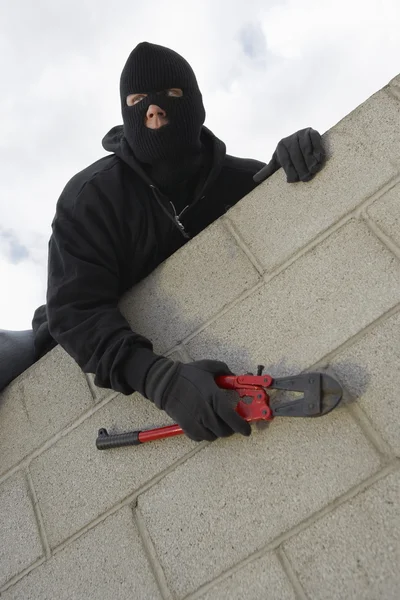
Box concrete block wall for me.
[1,74,399,599]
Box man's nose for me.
[146,104,167,119]
[145,104,168,129]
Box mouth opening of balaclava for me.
[120,42,206,188]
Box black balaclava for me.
[120,42,206,188]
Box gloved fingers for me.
[166,396,218,442]
[202,407,235,438]
[286,133,314,183]
[253,151,280,183]
[300,128,325,175]
[181,419,218,442]
[276,142,300,183]
[215,391,252,437]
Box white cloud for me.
[1,0,399,328]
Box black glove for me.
[144,357,252,442]
[253,127,325,184]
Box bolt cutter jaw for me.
[269,372,342,418]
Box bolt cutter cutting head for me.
[269,372,343,418]
[217,370,342,421]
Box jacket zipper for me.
[170,202,190,239]
[150,184,204,240]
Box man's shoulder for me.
[56,154,123,217]
[62,154,121,199]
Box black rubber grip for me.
[96,428,141,450]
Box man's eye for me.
[127,94,145,106]
[167,89,183,97]
[127,89,182,106]
[133,95,145,105]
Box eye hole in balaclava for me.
[120,42,206,169]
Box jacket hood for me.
[101,124,226,197]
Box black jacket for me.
[32,125,265,395]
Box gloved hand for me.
[253,127,325,184]
[144,357,252,442]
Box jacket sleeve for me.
[46,183,161,396]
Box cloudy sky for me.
[1,0,399,330]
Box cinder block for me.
[367,183,400,249]
[119,220,260,354]
[283,470,400,600]
[389,73,400,99]
[389,73,400,86]
[0,387,39,477]
[227,91,399,272]
[359,87,400,165]
[1,507,162,599]
[198,551,296,600]
[186,220,400,375]
[29,392,197,548]
[138,408,380,598]
[331,310,400,455]
[0,345,94,476]
[0,472,43,588]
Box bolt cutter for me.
[96,366,342,450]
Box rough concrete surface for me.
[187,220,400,375]
[197,551,296,600]
[0,471,43,588]
[0,345,94,476]
[1,507,162,600]
[353,87,400,168]
[28,392,196,548]
[331,310,400,456]
[1,75,400,599]
[119,219,260,354]
[283,470,400,600]
[137,409,380,598]
[389,74,400,99]
[367,182,400,248]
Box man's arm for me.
[46,186,160,396]
[46,183,251,442]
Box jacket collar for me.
[102,124,226,200]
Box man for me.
[1,42,325,441]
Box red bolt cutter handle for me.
[96,374,273,449]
